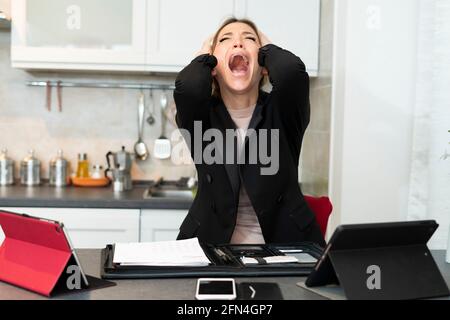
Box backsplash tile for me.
[0,30,194,181]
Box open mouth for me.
[228,53,250,75]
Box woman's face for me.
[212,22,265,95]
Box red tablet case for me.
[0,210,73,296]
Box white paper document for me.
[241,256,299,265]
[113,238,211,267]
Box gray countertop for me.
[0,182,192,210]
[0,249,324,300]
[0,250,448,300]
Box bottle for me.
[76,153,90,178]
[91,164,103,179]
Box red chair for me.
[304,195,333,237]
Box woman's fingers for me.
[258,31,271,46]
[199,33,215,55]
[205,33,215,46]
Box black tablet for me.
[305,220,449,299]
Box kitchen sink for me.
[142,178,195,200]
[146,189,194,199]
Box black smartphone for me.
[195,278,237,300]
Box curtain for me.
[407,0,450,249]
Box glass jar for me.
[76,153,89,178]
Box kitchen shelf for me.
[26,80,175,90]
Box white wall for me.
[328,1,420,235]
[300,0,334,196]
[329,0,450,249]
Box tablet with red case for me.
[0,210,88,296]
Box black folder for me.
[101,242,323,279]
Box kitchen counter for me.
[0,182,193,210]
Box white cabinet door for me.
[11,0,147,71]
[239,0,320,75]
[0,207,140,248]
[140,209,188,242]
[145,0,235,72]
[10,0,320,74]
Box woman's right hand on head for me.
[195,34,217,76]
[197,34,215,56]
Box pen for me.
[214,248,231,262]
[214,248,225,258]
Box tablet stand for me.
[306,221,450,300]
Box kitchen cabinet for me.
[11,0,320,75]
[11,0,147,71]
[0,206,186,247]
[0,207,140,248]
[145,0,235,72]
[235,0,320,75]
[140,209,187,242]
[145,0,320,74]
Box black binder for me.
[101,242,323,279]
[305,220,450,300]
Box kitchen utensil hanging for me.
[46,81,51,111]
[153,91,171,159]
[134,91,149,161]
[56,80,62,112]
[146,89,155,125]
[44,80,63,112]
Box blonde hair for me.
[210,17,267,98]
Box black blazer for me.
[174,44,325,246]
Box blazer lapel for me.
[245,91,267,141]
[210,91,268,204]
[210,102,240,204]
